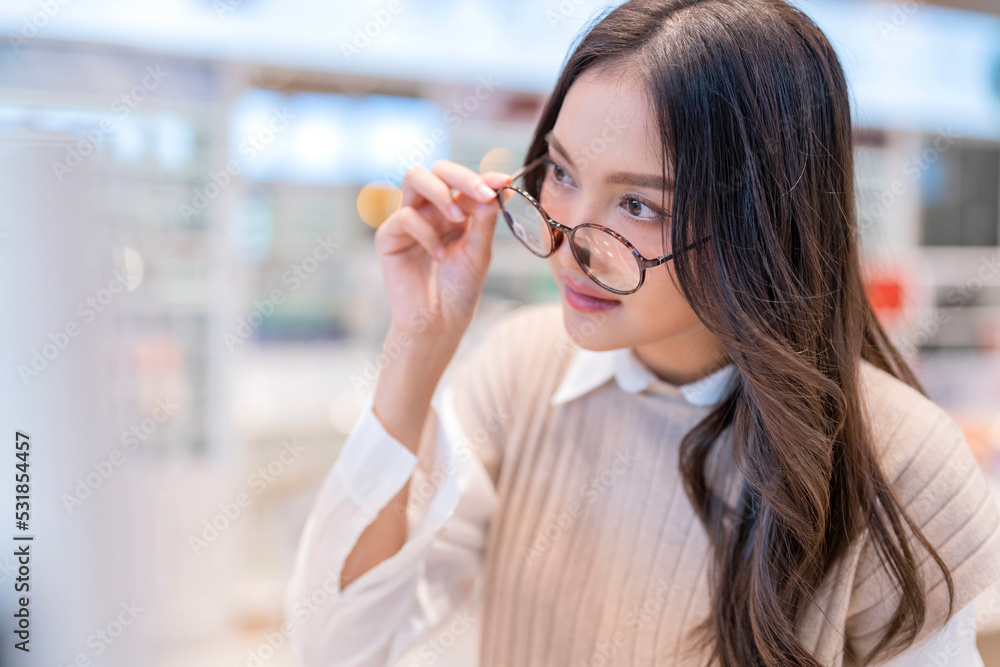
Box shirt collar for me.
[550,345,737,407]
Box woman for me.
[284,1,1000,665]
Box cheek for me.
[626,268,700,328]
[547,251,575,285]
[547,255,561,283]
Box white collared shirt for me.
[283,345,982,667]
[550,346,739,407]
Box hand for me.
[374,159,512,344]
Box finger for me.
[464,196,503,260]
[401,165,467,223]
[447,170,513,256]
[399,207,447,260]
[480,171,514,189]
[379,206,445,260]
[431,160,501,204]
[449,171,513,218]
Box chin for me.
[561,306,624,350]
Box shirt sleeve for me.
[282,378,498,667]
[844,412,1000,664]
[874,600,983,667]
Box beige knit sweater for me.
[441,301,1000,667]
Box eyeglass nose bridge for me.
[497,177,712,294]
[512,194,645,291]
[545,217,573,255]
[542,216,647,294]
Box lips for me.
[563,274,618,302]
[561,274,622,315]
[563,282,621,314]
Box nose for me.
[544,195,597,272]
[551,226,579,272]
[545,202,587,273]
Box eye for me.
[544,155,575,187]
[621,194,661,221]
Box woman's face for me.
[543,65,726,384]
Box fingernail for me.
[476,183,496,201]
[449,203,465,221]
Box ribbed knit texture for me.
[443,301,1000,667]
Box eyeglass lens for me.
[499,186,642,292]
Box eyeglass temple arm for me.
[648,234,714,267]
[501,154,549,187]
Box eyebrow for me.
[544,130,673,190]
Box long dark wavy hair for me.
[521,1,954,664]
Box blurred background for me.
[0,0,998,665]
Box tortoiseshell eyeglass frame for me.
[493,153,713,295]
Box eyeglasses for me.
[495,153,712,295]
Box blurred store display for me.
[2,0,998,664]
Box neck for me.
[631,326,729,387]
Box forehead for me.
[551,66,664,175]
